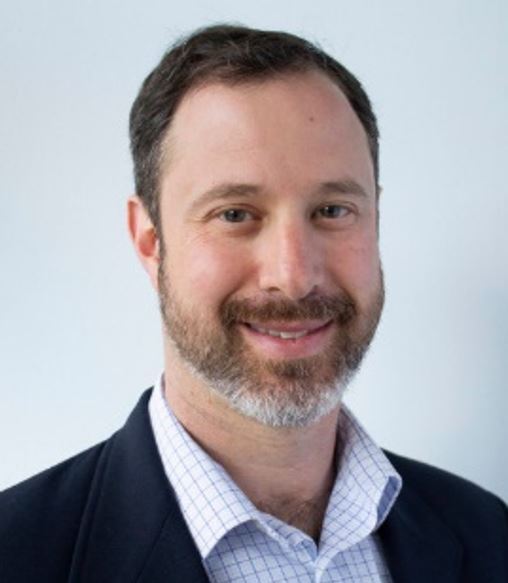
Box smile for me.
[247,325,308,340]
[245,321,330,340]
[240,320,333,358]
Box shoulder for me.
[385,450,508,533]
[0,439,107,504]
[0,439,110,581]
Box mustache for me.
[220,293,357,328]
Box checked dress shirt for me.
[149,376,402,582]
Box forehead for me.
[160,70,375,201]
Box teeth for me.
[250,325,309,339]
[279,330,308,339]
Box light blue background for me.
[1,0,507,500]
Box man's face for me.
[156,70,383,427]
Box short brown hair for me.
[129,24,379,231]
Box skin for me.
[128,70,381,541]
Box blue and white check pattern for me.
[149,376,402,582]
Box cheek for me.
[332,236,381,296]
[168,234,249,305]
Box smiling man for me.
[1,24,507,583]
[134,69,383,430]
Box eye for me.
[220,208,253,223]
[316,204,350,219]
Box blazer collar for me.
[69,389,209,583]
[379,456,463,583]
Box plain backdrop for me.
[1,0,507,500]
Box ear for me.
[127,196,160,291]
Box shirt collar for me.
[149,374,402,559]
[319,406,402,556]
[149,375,262,558]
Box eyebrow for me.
[189,178,369,212]
[317,179,369,198]
[189,183,262,212]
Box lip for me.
[244,320,329,334]
[240,320,333,359]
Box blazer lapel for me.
[378,482,463,583]
[68,389,209,583]
[135,504,210,583]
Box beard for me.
[158,260,384,428]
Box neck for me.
[162,359,341,541]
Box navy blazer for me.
[1,389,507,582]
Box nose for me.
[257,219,324,300]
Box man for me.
[1,24,507,583]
